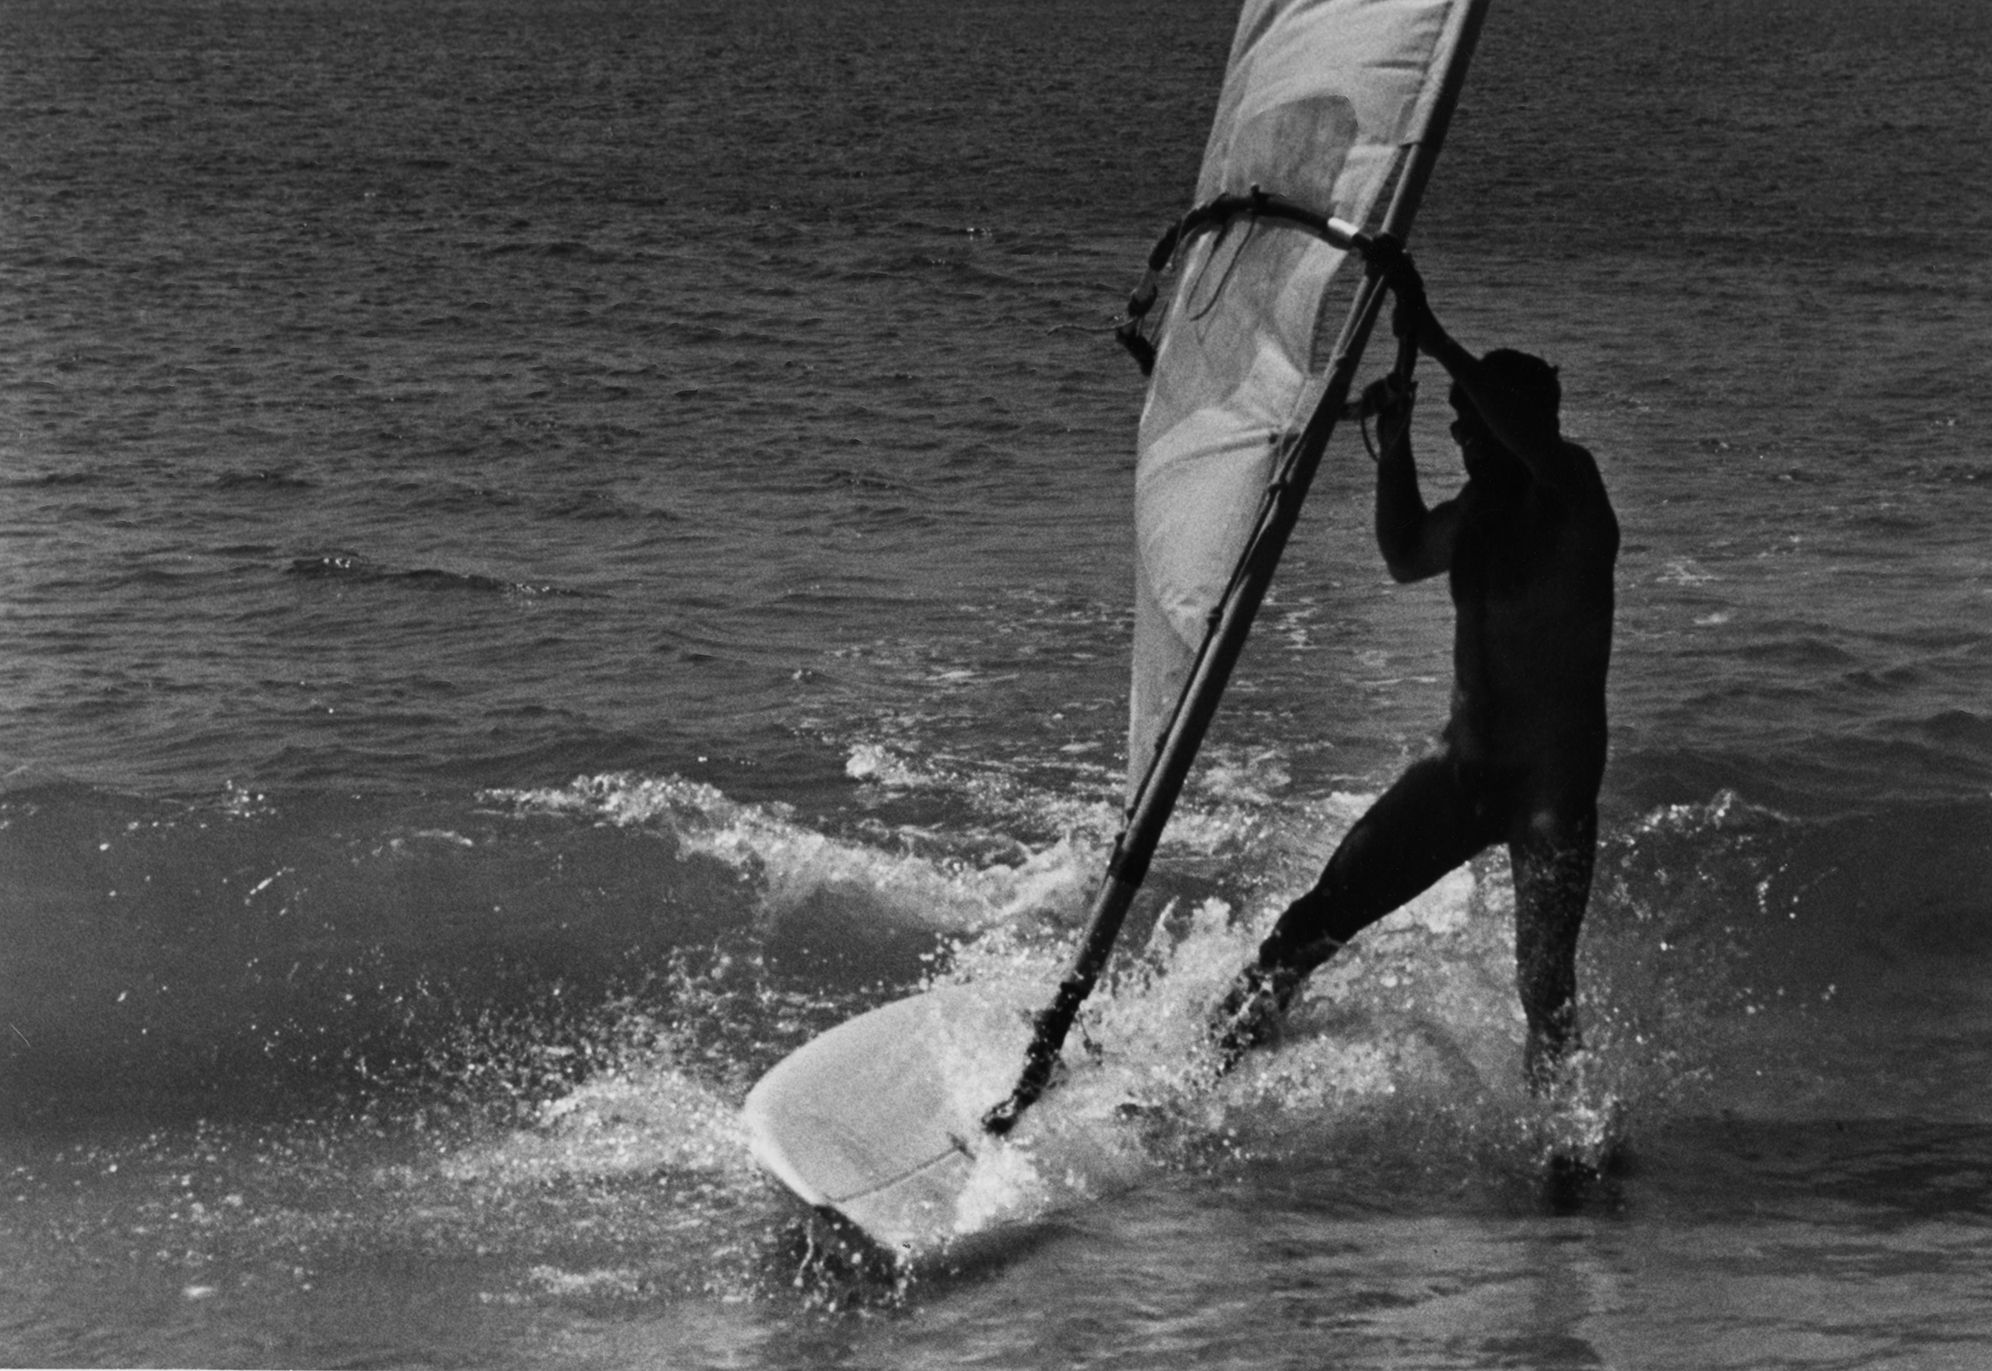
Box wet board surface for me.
[743,983,1041,1255]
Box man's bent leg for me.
[1508,803,1597,1095]
[1214,755,1495,1063]
[1258,754,1496,975]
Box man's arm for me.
[1392,267,1598,497]
[1367,376,1458,583]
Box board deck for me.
[742,983,1039,1254]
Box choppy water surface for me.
[2,0,1989,1366]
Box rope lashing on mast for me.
[1114,187,1377,376]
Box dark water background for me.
[3,0,1990,1365]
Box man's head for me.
[1449,349,1560,485]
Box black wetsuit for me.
[1251,388,1619,1086]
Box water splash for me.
[473,766,1733,1265]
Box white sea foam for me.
[487,772,1096,936]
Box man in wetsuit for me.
[1214,265,1619,1095]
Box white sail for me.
[1129,0,1483,791]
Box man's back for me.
[1445,441,1619,772]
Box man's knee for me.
[1516,801,1593,856]
[1513,804,1596,901]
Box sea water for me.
[2,0,1989,1365]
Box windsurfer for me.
[1213,262,1620,1096]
